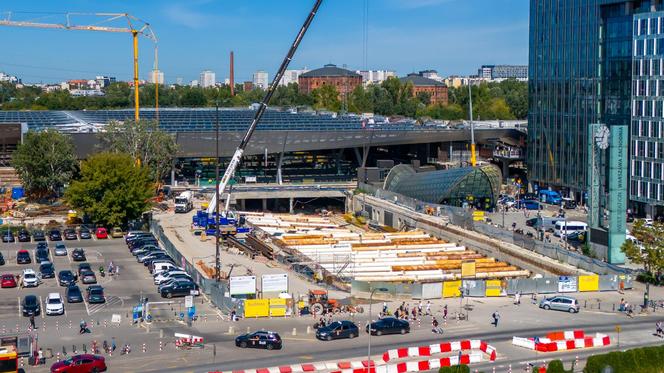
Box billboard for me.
[608,125,627,264]
[261,274,288,293]
[558,276,577,293]
[229,276,256,296]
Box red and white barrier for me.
[174,332,204,348]
[512,330,610,352]
[382,340,496,362]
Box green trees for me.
[65,152,153,227]
[12,130,77,199]
[621,220,664,288]
[99,120,177,182]
[311,84,341,111]
[546,360,572,373]
[438,365,469,373]
[584,345,664,373]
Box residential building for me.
[176,77,184,86]
[419,70,444,82]
[444,76,466,88]
[357,70,396,85]
[298,64,362,96]
[528,0,664,217]
[0,72,19,84]
[479,65,528,80]
[190,80,199,87]
[95,76,116,88]
[279,69,309,86]
[399,73,448,105]
[243,81,254,91]
[149,70,164,85]
[199,70,216,88]
[253,70,269,90]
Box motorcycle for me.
[99,267,105,277]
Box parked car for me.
[35,248,50,263]
[65,284,83,303]
[63,228,78,240]
[316,320,359,341]
[79,227,92,240]
[80,270,97,285]
[515,199,542,210]
[39,261,56,279]
[71,248,86,262]
[154,270,189,285]
[77,263,92,277]
[151,262,179,276]
[2,231,15,243]
[22,269,39,287]
[17,229,31,242]
[525,218,538,227]
[539,295,579,313]
[561,198,577,209]
[235,331,282,350]
[111,227,124,238]
[49,229,62,241]
[86,285,105,304]
[49,354,107,373]
[32,230,46,242]
[126,231,152,242]
[128,238,158,250]
[131,245,162,257]
[95,227,108,239]
[1,274,17,288]
[160,280,198,298]
[58,270,77,287]
[155,273,192,286]
[45,292,64,316]
[54,243,67,256]
[16,250,31,264]
[138,251,171,264]
[0,252,4,266]
[366,317,410,336]
[21,294,40,316]
[36,242,48,250]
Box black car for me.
[128,237,158,249]
[525,218,538,227]
[77,263,92,277]
[36,242,48,250]
[235,331,282,350]
[86,285,105,304]
[79,227,92,239]
[16,250,31,264]
[48,229,62,241]
[71,248,86,262]
[17,229,31,242]
[126,232,153,244]
[58,270,76,286]
[562,199,577,209]
[160,281,198,298]
[63,228,78,240]
[142,252,172,266]
[131,245,161,256]
[316,320,359,341]
[32,230,46,242]
[0,252,4,266]
[366,317,410,336]
[39,262,55,279]
[65,285,83,303]
[22,295,41,316]
[35,248,49,263]
[2,231,15,243]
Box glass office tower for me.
[529,0,664,217]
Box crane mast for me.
[207,0,323,215]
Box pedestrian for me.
[382,301,388,315]
[111,337,116,352]
[230,309,237,322]
[491,311,500,327]
[418,301,423,315]
[79,319,87,334]
[425,301,431,316]
[29,314,36,329]
[512,222,517,231]
[411,306,417,321]
[656,321,663,338]
[443,305,448,320]
[531,292,538,304]
[37,348,43,365]
[432,317,443,334]
[514,291,521,305]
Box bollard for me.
[584,300,587,308]
[292,327,297,336]
[69,320,72,329]
[575,356,579,367]
[1,325,4,334]
[306,326,311,334]
[159,341,163,352]
[15,323,19,333]
[56,321,59,331]
[228,326,234,334]
[142,343,146,353]
[508,364,512,373]
[56,352,60,362]
[159,328,164,339]
[104,320,108,328]
[204,315,208,323]
[492,367,495,373]
[613,304,615,311]
[19,357,23,368]
[598,302,601,310]
[246,326,250,333]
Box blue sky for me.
[0,0,529,84]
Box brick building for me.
[298,64,362,97]
[399,73,448,105]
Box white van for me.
[151,261,178,275]
[554,221,588,237]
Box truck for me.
[174,191,193,213]
[538,190,562,205]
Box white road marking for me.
[39,295,44,319]
[17,296,21,318]
[83,297,91,316]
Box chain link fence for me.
[358,183,629,275]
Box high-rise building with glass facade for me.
[529,0,664,217]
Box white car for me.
[22,269,39,288]
[45,293,64,316]
[154,270,189,285]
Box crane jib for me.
[207,0,323,216]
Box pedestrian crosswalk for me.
[87,296,123,315]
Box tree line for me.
[0,78,528,120]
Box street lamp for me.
[367,287,388,370]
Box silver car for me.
[54,243,67,256]
[539,295,579,313]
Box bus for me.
[554,221,588,237]
[0,346,18,373]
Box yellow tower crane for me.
[0,12,158,121]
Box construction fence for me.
[150,219,244,315]
[358,183,629,276]
[351,274,633,300]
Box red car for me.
[95,228,108,239]
[1,274,16,288]
[50,354,106,373]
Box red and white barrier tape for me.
[512,330,610,352]
[382,339,497,362]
